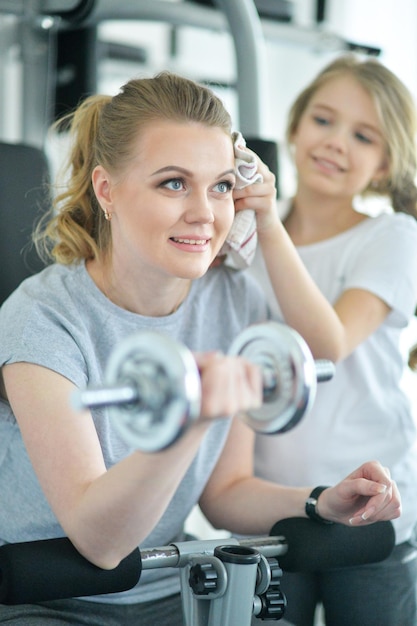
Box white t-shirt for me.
[251,206,417,544]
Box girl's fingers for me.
[347,479,401,525]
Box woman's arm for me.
[2,352,262,569]
[200,418,400,535]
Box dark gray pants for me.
[0,593,184,625]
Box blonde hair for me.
[35,72,232,264]
[408,345,417,371]
[286,54,417,218]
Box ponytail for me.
[35,94,112,264]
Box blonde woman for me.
[0,71,400,625]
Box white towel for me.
[218,132,262,269]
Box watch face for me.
[305,489,334,525]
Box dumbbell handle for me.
[73,385,139,411]
[73,358,334,413]
[314,359,335,383]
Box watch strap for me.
[305,486,334,524]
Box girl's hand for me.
[318,461,401,525]
[233,148,279,233]
[194,352,263,419]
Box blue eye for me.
[162,178,185,191]
[214,180,233,193]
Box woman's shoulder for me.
[1,263,82,309]
[0,263,90,336]
[193,266,269,322]
[203,264,266,297]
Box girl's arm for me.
[199,418,400,534]
[234,155,390,361]
[2,352,262,569]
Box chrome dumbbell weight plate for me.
[228,321,317,434]
[105,331,201,452]
[72,322,333,451]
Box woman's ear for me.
[92,165,113,212]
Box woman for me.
[0,71,399,625]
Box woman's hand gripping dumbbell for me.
[72,322,334,452]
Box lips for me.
[313,156,345,172]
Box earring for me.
[104,208,112,221]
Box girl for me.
[252,55,417,626]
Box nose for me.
[184,189,215,224]
[324,125,348,153]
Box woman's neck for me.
[86,258,192,317]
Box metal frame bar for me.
[215,0,268,138]
[0,0,371,147]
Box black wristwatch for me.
[305,486,334,524]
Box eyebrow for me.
[311,103,383,137]
[151,165,236,179]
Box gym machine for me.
[0,520,395,623]
[0,0,380,150]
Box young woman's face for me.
[95,120,236,280]
[291,74,389,199]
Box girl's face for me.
[93,120,236,281]
[291,74,389,200]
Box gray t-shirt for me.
[0,262,270,604]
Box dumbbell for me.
[72,322,334,452]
